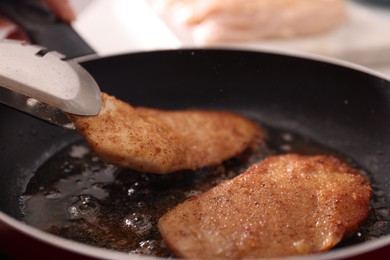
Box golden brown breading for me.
[68,93,263,174]
[158,154,371,258]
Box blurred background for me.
[2,0,390,76]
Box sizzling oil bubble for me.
[127,188,136,196]
[124,213,153,236]
[131,240,165,255]
[68,195,99,220]
[21,125,390,257]
[128,182,140,192]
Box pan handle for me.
[0,0,95,59]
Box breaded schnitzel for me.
[68,93,262,174]
[158,154,371,258]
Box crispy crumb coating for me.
[68,93,263,174]
[158,154,371,258]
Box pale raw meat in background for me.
[150,0,347,43]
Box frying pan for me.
[0,1,390,259]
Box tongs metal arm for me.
[0,40,101,129]
[0,86,74,129]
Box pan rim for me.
[73,46,390,83]
[1,210,389,259]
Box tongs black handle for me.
[0,0,95,59]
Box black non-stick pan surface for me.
[0,1,390,259]
[0,48,390,259]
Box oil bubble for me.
[130,240,161,255]
[127,188,136,196]
[124,213,152,236]
[68,195,99,220]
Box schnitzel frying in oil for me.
[68,93,263,174]
[67,93,371,259]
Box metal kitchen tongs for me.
[0,0,101,129]
[0,40,101,129]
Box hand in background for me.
[0,0,76,40]
[43,0,76,22]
